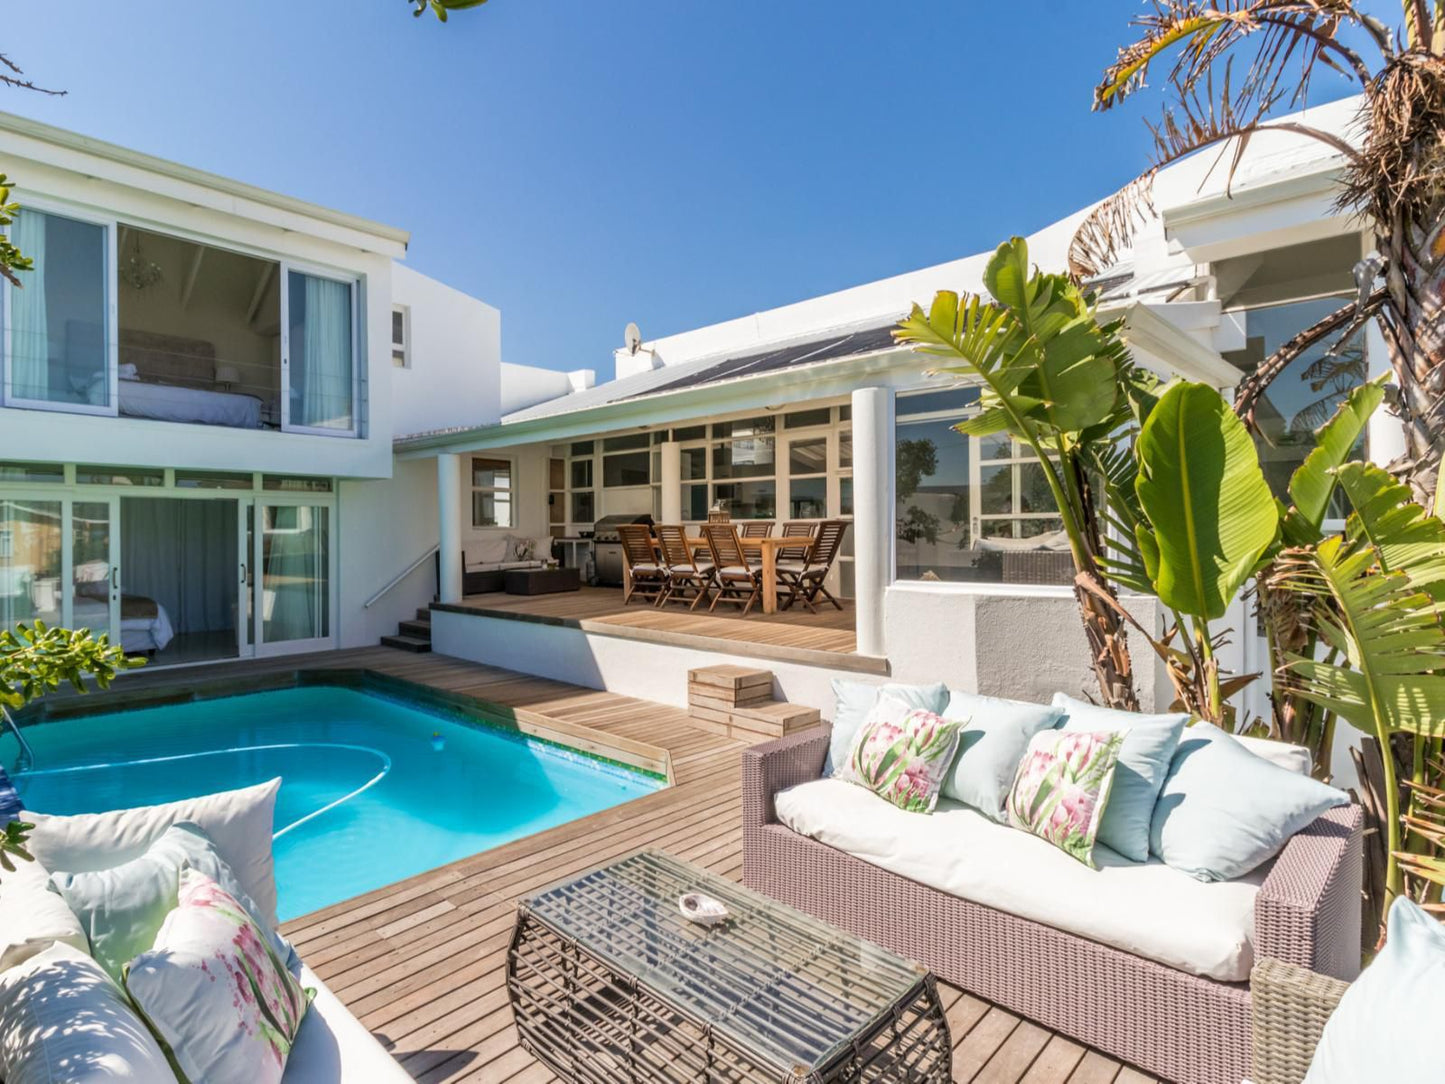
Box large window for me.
[5,209,110,413]
[470,457,514,528]
[287,270,356,433]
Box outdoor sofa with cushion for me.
[741,701,1363,1084]
[0,777,413,1083]
[462,534,551,593]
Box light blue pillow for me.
[939,691,1063,821]
[826,680,949,775]
[51,822,286,982]
[1150,722,1348,881]
[1053,693,1187,863]
[1304,897,1444,1082]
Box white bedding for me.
[72,596,175,653]
[775,778,1265,982]
[119,376,262,428]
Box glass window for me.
[784,407,832,429]
[7,210,109,411]
[839,431,853,470]
[896,417,974,580]
[0,462,65,483]
[789,438,827,475]
[603,451,650,487]
[712,416,775,439]
[713,481,775,520]
[391,306,409,368]
[75,466,164,487]
[897,386,980,418]
[602,433,650,452]
[839,405,852,422]
[288,271,355,432]
[548,458,565,490]
[680,447,707,481]
[672,425,706,441]
[71,500,111,633]
[470,457,513,528]
[263,475,333,493]
[261,505,329,642]
[175,470,253,490]
[790,477,827,519]
[840,477,853,516]
[570,441,594,456]
[571,491,595,524]
[681,483,709,521]
[1223,296,1367,510]
[0,498,62,636]
[570,459,593,489]
[713,438,775,479]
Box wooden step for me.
[398,619,433,640]
[687,665,774,708]
[415,608,432,622]
[380,634,432,654]
[685,665,819,741]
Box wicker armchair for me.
[1249,958,1348,1084]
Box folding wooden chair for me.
[617,524,667,606]
[792,519,848,612]
[701,523,761,615]
[656,525,714,610]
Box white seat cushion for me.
[0,855,89,972]
[774,778,1263,982]
[718,565,756,576]
[630,562,662,573]
[282,961,413,1082]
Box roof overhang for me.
[1117,301,1240,388]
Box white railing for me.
[363,544,440,609]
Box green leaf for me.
[1336,461,1445,600]
[1285,374,1386,539]
[1134,381,1279,619]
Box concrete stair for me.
[381,608,433,654]
[686,664,820,742]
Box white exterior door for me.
[251,500,335,656]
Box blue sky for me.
[5,2,1376,373]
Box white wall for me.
[336,456,440,647]
[884,582,1166,709]
[390,264,501,439]
[501,362,571,416]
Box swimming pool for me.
[6,685,664,920]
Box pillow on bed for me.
[24,778,283,928]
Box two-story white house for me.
[0,111,507,666]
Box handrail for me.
[2,707,34,773]
[363,544,440,609]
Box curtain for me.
[297,274,352,429]
[120,498,238,634]
[262,506,328,642]
[9,210,48,401]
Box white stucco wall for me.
[884,582,1166,709]
[390,264,501,439]
[501,362,572,416]
[336,456,440,648]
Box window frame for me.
[469,454,516,530]
[280,261,363,439]
[391,304,410,369]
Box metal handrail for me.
[2,707,34,773]
[363,544,440,609]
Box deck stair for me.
[686,664,820,742]
[380,608,433,654]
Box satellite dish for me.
[624,322,643,355]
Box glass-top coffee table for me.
[507,850,951,1083]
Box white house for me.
[0,111,509,665]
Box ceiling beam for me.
[180,246,205,310]
[246,263,276,326]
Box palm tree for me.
[1071,1,1445,513]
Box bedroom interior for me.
[115,227,282,429]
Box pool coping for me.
[13,667,675,785]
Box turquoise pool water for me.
[6,686,663,920]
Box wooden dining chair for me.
[617,524,667,606]
[701,523,761,615]
[656,524,714,610]
[790,519,848,612]
[739,521,775,539]
[774,521,817,610]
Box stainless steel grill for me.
[592,513,654,587]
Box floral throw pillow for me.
[836,695,964,813]
[1007,729,1126,868]
[124,868,312,1084]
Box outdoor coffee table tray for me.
[507,850,950,1083]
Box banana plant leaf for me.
[1336,461,1445,601]
[1134,381,1280,620]
[1282,375,1388,546]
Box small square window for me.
[391,306,410,368]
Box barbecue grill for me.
[591,513,655,587]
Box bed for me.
[71,592,176,654]
[119,375,262,428]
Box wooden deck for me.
[437,585,870,670]
[59,647,1162,1083]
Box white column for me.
[660,441,682,523]
[851,386,895,657]
[437,453,464,604]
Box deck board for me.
[57,646,1158,1083]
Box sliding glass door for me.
[0,494,119,646]
[3,208,115,415]
[252,502,331,655]
[281,266,357,436]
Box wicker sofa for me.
[741,726,1363,1084]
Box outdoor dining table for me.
[679,533,813,615]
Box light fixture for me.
[119,232,164,291]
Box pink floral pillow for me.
[124,868,311,1084]
[1007,729,1125,868]
[836,695,963,813]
